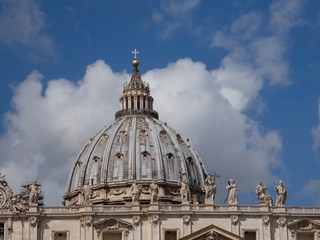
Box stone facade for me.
[1,204,320,239]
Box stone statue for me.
[255,181,273,206]
[180,174,190,204]
[274,180,287,206]
[225,179,238,205]
[130,180,141,204]
[28,181,41,206]
[204,175,216,204]
[149,180,158,203]
[82,180,91,205]
[10,194,26,213]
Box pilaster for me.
[261,215,271,240]
[277,217,288,240]
[28,216,39,240]
[149,214,160,240]
[182,215,191,237]
[132,215,141,240]
[230,215,239,235]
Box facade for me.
[0,54,320,240]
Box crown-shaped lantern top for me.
[115,49,159,119]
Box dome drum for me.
[115,109,159,120]
[64,179,205,206]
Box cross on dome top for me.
[132,49,139,59]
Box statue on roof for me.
[9,194,27,213]
[130,180,142,204]
[28,181,41,206]
[225,179,238,205]
[255,181,273,206]
[180,174,190,204]
[149,180,158,204]
[274,180,287,206]
[203,175,216,204]
[82,179,91,205]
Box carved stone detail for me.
[94,218,132,232]
[148,215,159,225]
[132,215,140,228]
[110,188,127,196]
[262,216,270,227]
[205,230,219,240]
[231,215,239,226]
[169,188,180,196]
[29,217,39,228]
[277,217,286,227]
[0,174,28,214]
[183,215,191,225]
[81,216,92,228]
[288,219,320,233]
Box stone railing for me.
[41,207,80,214]
[38,204,320,215]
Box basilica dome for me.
[63,56,208,206]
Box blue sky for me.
[0,0,320,206]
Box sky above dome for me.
[0,0,319,206]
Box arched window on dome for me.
[89,156,100,185]
[186,157,199,186]
[165,153,176,181]
[113,153,124,180]
[141,151,151,179]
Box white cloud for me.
[160,0,201,15]
[209,0,303,117]
[152,10,164,23]
[152,0,202,40]
[0,0,56,59]
[296,180,320,205]
[269,0,304,34]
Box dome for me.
[63,54,208,206]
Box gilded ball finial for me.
[132,59,139,67]
[131,49,140,68]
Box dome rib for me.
[130,116,137,180]
[100,119,125,183]
[147,117,165,180]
